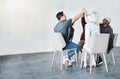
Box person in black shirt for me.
[100,17,114,53]
[79,13,86,49]
[97,17,114,66]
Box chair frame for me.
[80,34,110,74]
[51,48,77,70]
[51,33,80,70]
[109,33,118,65]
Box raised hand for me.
[82,8,88,15]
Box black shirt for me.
[100,24,114,50]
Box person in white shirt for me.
[83,11,100,67]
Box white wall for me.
[0,0,120,55]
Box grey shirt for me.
[54,19,74,43]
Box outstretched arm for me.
[80,13,86,40]
[72,8,87,24]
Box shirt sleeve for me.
[99,24,103,33]
[63,19,73,28]
[108,28,114,50]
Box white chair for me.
[109,33,118,65]
[51,33,78,70]
[80,33,110,74]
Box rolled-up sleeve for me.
[108,28,114,50]
[63,19,73,28]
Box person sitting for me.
[54,9,87,66]
[96,17,114,66]
[100,17,114,53]
[78,13,86,49]
[83,11,100,67]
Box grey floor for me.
[0,47,120,79]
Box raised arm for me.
[72,8,87,24]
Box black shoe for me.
[97,61,103,66]
[96,56,103,66]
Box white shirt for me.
[83,23,100,48]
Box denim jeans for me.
[63,42,80,59]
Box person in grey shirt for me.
[54,8,87,66]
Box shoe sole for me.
[97,62,103,66]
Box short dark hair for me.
[56,11,64,20]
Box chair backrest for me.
[113,33,118,47]
[51,33,66,51]
[88,33,110,53]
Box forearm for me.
[81,16,86,28]
[72,12,82,23]
[72,8,87,24]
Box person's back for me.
[54,19,74,43]
[54,10,87,66]
[78,14,86,49]
[82,11,100,67]
[84,11,100,49]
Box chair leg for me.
[91,54,96,67]
[83,52,87,68]
[60,51,64,70]
[75,50,79,66]
[111,51,116,65]
[90,54,92,74]
[79,51,82,60]
[80,52,83,68]
[103,53,108,72]
[51,51,56,69]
